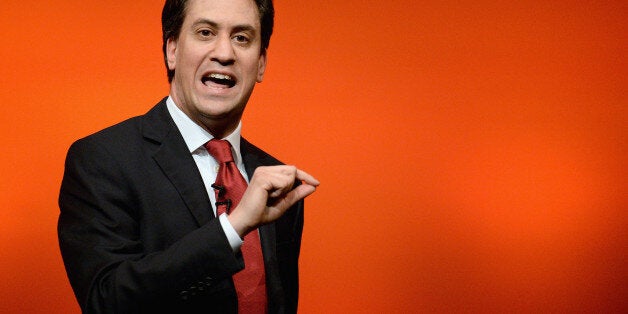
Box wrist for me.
[226,209,254,238]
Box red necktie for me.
[205,139,267,313]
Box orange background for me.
[1,0,626,312]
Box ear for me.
[256,53,267,83]
[166,37,177,71]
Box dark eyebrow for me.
[191,18,257,34]
[191,18,218,28]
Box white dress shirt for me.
[166,96,244,251]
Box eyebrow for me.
[191,18,257,34]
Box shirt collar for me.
[166,96,243,164]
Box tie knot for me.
[205,139,234,163]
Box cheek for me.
[178,48,206,74]
[244,59,264,80]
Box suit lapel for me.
[141,98,213,226]
[241,138,278,255]
[241,138,283,307]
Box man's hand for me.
[227,165,319,237]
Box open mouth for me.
[201,73,236,88]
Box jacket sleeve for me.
[58,137,242,313]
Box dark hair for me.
[161,0,274,83]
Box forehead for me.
[184,0,260,27]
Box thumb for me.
[270,184,317,213]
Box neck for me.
[169,84,242,139]
[204,120,238,139]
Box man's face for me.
[167,0,266,136]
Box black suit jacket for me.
[58,98,303,313]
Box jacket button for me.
[204,276,213,287]
[179,290,189,301]
[197,282,205,292]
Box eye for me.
[198,29,213,37]
[233,35,249,44]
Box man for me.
[58,0,319,313]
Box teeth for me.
[209,73,232,81]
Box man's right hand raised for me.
[227,165,319,237]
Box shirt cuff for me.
[219,213,243,252]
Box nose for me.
[210,34,235,66]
